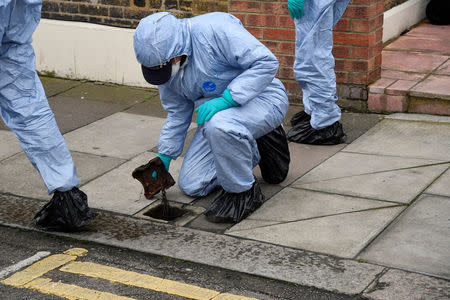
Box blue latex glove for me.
[195,89,239,125]
[288,0,305,19]
[152,153,172,179]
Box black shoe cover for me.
[204,181,265,223]
[33,187,97,231]
[256,125,290,184]
[287,111,347,145]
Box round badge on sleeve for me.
[202,81,217,93]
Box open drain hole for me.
[144,204,189,221]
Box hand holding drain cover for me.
[132,156,175,199]
[132,157,188,221]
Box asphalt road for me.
[0,225,359,300]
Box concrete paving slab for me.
[435,58,450,75]
[40,76,82,97]
[48,94,132,134]
[228,188,403,224]
[0,130,21,161]
[82,151,194,214]
[185,214,235,234]
[64,112,166,159]
[363,269,450,300]
[82,151,157,214]
[254,143,345,187]
[57,81,153,106]
[385,113,450,123]
[225,219,280,232]
[343,119,450,161]
[360,194,450,279]
[227,206,404,258]
[0,151,124,200]
[339,112,385,144]
[296,152,440,184]
[294,164,449,204]
[124,95,169,119]
[425,167,450,197]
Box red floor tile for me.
[386,36,450,55]
[410,75,450,100]
[382,51,448,73]
[369,78,396,94]
[406,24,450,41]
[381,70,426,81]
[386,80,419,96]
[435,59,450,75]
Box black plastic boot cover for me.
[256,125,290,184]
[204,181,265,223]
[287,111,347,145]
[33,187,97,231]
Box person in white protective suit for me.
[134,12,290,223]
[0,0,96,231]
[287,0,348,145]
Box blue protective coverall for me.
[134,12,289,196]
[0,0,79,193]
[293,0,349,130]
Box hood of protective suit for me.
[134,12,191,68]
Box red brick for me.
[343,4,377,18]
[351,0,381,4]
[334,31,375,46]
[262,40,279,53]
[278,15,294,28]
[278,66,294,78]
[336,71,349,84]
[349,72,369,84]
[233,13,245,24]
[334,18,351,31]
[375,27,383,42]
[351,19,370,32]
[279,42,295,54]
[368,93,408,112]
[369,67,381,83]
[352,46,369,59]
[229,1,260,13]
[263,28,295,41]
[262,2,288,14]
[277,54,295,66]
[377,0,384,13]
[246,14,277,26]
[332,46,351,58]
[245,26,262,39]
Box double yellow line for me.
[1,248,257,300]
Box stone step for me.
[368,71,450,116]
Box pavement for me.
[0,76,449,299]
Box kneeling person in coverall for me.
[287,0,348,145]
[134,12,290,223]
[0,0,96,231]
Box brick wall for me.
[41,0,228,28]
[229,0,384,110]
[41,0,384,111]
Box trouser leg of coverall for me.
[179,82,288,196]
[0,0,80,194]
[293,0,349,130]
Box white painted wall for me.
[383,0,430,43]
[32,19,151,88]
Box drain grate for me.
[143,204,189,221]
